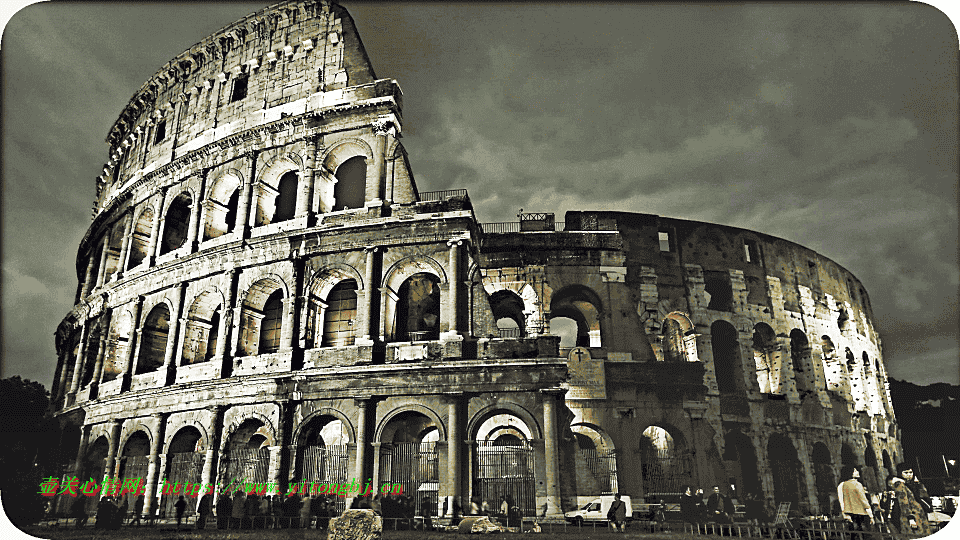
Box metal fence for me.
[474,441,536,518]
[578,447,619,493]
[418,189,469,202]
[379,442,439,516]
[159,452,203,517]
[302,444,349,514]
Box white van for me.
[564,494,633,525]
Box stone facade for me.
[51,0,899,521]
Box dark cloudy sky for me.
[2,2,957,390]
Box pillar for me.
[121,296,144,391]
[143,412,168,517]
[296,136,318,220]
[92,308,113,391]
[186,170,207,252]
[95,236,111,288]
[367,122,388,204]
[162,283,187,385]
[73,424,92,474]
[102,420,123,487]
[541,388,565,518]
[67,322,89,399]
[81,250,97,299]
[444,240,462,336]
[146,189,166,265]
[236,152,257,238]
[445,395,462,505]
[352,398,370,504]
[202,406,223,504]
[116,212,134,280]
[279,296,296,352]
[359,247,379,343]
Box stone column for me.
[236,152,258,238]
[186,170,207,252]
[81,249,97,299]
[214,301,231,358]
[297,136,318,220]
[162,283,187,385]
[54,349,69,408]
[268,400,290,491]
[116,212,134,280]
[92,308,114,392]
[73,424,92,474]
[102,420,123,487]
[353,398,370,498]
[146,189,167,266]
[358,247,379,343]
[67,322,89,399]
[121,297,144,392]
[541,388,566,518]
[143,412,168,517]
[445,395,462,504]
[279,295,297,352]
[202,405,223,504]
[378,287,398,342]
[444,240,462,336]
[95,236,111,288]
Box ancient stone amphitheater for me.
[50,0,901,521]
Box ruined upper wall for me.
[93,0,381,214]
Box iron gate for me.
[379,442,438,516]
[116,455,150,512]
[160,452,204,517]
[578,447,619,493]
[474,441,535,517]
[222,447,270,492]
[641,451,693,494]
[302,444,349,513]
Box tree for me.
[0,376,55,527]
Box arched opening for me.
[160,191,192,255]
[333,156,366,210]
[259,291,283,354]
[117,432,151,512]
[882,449,893,475]
[863,440,879,492]
[570,425,618,494]
[220,419,272,492]
[821,336,841,390]
[549,317,578,348]
[322,280,358,347]
[297,415,349,514]
[550,286,603,348]
[103,312,131,383]
[753,323,779,394]
[640,425,692,495]
[203,178,241,241]
[78,437,110,514]
[490,290,526,339]
[722,431,761,499]
[811,442,834,514]
[161,427,204,518]
[767,433,805,508]
[136,304,170,374]
[712,321,745,394]
[127,207,154,269]
[396,273,440,341]
[790,329,813,394]
[378,411,441,516]
[273,171,298,223]
[80,319,103,387]
[840,443,858,469]
[181,292,222,366]
[472,412,536,519]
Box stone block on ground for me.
[457,515,506,533]
[328,509,382,540]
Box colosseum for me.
[49,0,901,523]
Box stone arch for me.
[165,423,209,453]
[570,422,617,453]
[712,320,746,394]
[550,284,604,348]
[238,276,288,356]
[127,205,155,269]
[382,255,448,291]
[181,288,225,365]
[254,155,300,227]
[753,322,779,393]
[767,432,805,507]
[136,300,172,374]
[375,404,447,443]
[303,264,363,348]
[324,140,373,211]
[294,407,356,446]
[640,423,694,494]
[322,139,374,174]
[659,311,699,362]
[811,441,834,514]
[220,412,278,453]
[104,309,134,382]
[489,289,526,337]
[468,403,542,441]
[159,190,194,255]
[306,263,364,300]
[722,429,762,498]
[203,170,243,240]
[382,256,447,341]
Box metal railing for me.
[418,189,469,202]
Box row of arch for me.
[82,136,396,302]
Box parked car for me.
[564,495,633,525]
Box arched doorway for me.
[117,431,151,512]
[297,415,350,513]
[722,431,762,499]
[811,442,835,514]
[219,419,272,493]
[472,412,536,518]
[640,425,693,495]
[767,433,805,508]
[378,411,441,516]
[570,424,618,495]
[160,427,204,518]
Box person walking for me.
[231,489,246,529]
[130,495,144,526]
[174,495,188,530]
[607,493,627,533]
[838,466,873,540]
[216,491,231,529]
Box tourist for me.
[837,466,872,540]
[216,491,231,529]
[607,493,627,533]
[174,495,187,530]
[899,465,933,514]
[681,485,702,523]
[886,472,931,536]
[706,485,733,523]
[231,489,246,529]
[196,492,212,529]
